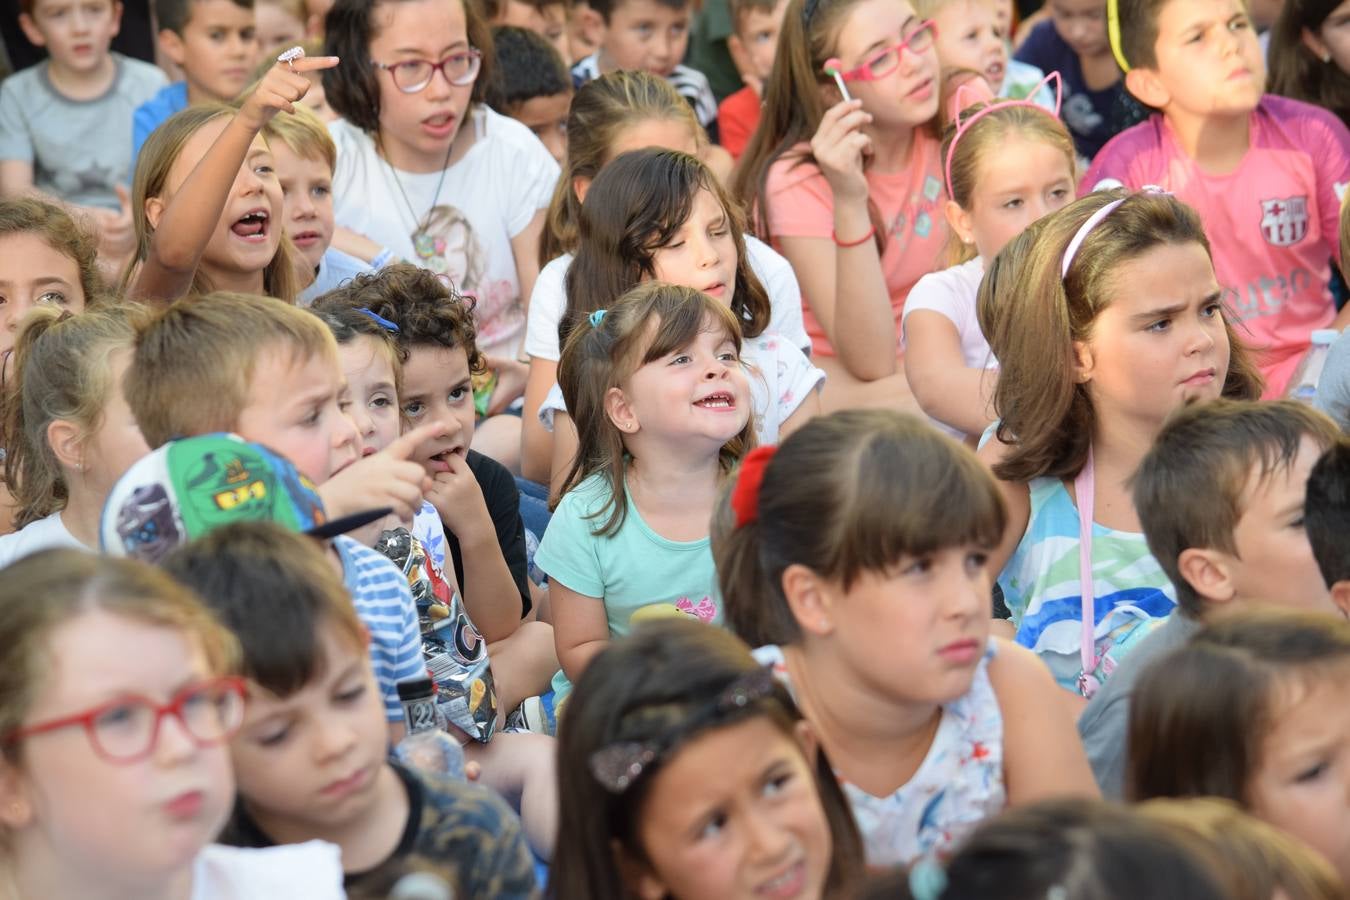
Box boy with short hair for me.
[487,25,572,164]
[479,0,572,65]
[1078,398,1346,798]
[162,520,537,897]
[1306,439,1350,613]
[0,0,166,258]
[261,105,371,304]
[132,0,259,161]
[570,0,718,140]
[716,0,784,159]
[1084,0,1350,396]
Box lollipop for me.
[823,58,853,102]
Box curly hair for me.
[0,197,104,307]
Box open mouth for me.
[230,209,270,240]
[694,391,736,409]
[757,860,807,897]
[986,60,1005,82]
[426,447,464,471]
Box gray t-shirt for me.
[0,53,166,210]
[1078,612,1200,799]
[1315,329,1350,432]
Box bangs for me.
[635,163,717,258]
[637,299,742,367]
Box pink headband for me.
[1060,185,1171,278]
[944,71,1064,201]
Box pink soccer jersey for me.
[1083,95,1350,396]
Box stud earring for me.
[1324,52,1334,63]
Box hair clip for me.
[277,45,305,71]
[357,308,400,333]
[1106,0,1130,72]
[945,71,1062,198]
[589,309,607,328]
[801,0,822,25]
[908,858,948,900]
[822,59,853,102]
[1060,185,1170,278]
[589,741,659,792]
[731,445,778,528]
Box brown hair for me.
[476,0,570,19]
[1268,0,1350,125]
[154,0,255,35]
[557,282,754,534]
[1138,798,1345,900]
[124,104,303,303]
[730,0,782,32]
[262,104,337,172]
[0,197,104,307]
[713,409,1006,646]
[322,0,497,135]
[0,549,238,762]
[308,293,406,404]
[983,190,1263,484]
[126,291,339,448]
[1111,0,1173,71]
[564,148,772,346]
[542,70,704,262]
[3,305,146,529]
[1132,399,1341,618]
[1128,609,1350,804]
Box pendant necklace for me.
[382,131,459,261]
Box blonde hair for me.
[2,305,145,529]
[125,291,339,448]
[124,104,302,303]
[541,71,704,263]
[261,104,336,172]
[0,550,238,761]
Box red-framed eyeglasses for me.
[835,21,939,82]
[3,676,246,765]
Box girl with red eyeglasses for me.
[733,0,949,419]
[0,550,343,899]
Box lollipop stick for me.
[829,69,853,102]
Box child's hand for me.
[92,185,135,257]
[425,451,490,537]
[810,98,873,202]
[318,421,446,521]
[237,54,339,132]
[483,356,528,415]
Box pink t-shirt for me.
[1083,96,1350,396]
[762,131,948,358]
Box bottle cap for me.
[1311,329,1341,345]
[397,676,435,701]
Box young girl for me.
[919,0,1054,107]
[0,549,343,899]
[537,282,754,702]
[733,0,946,414]
[321,0,560,409]
[902,82,1075,439]
[978,189,1262,700]
[524,69,809,482]
[713,409,1098,866]
[1268,0,1350,127]
[0,306,149,566]
[124,53,338,305]
[1128,609,1350,885]
[551,617,865,900]
[541,148,824,498]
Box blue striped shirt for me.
[334,536,426,721]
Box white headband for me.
[1060,186,1170,279]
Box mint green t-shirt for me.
[536,472,722,700]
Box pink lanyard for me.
[1075,450,1100,699]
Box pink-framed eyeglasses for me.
[371,49,483,93]
[831,20,938,82]
[3,676,247,765]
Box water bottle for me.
[394,676,466,781]
[1291,329,1340,404]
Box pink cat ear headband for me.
[943,70,1063,200]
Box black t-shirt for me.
[444,450,531,618]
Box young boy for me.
[480,0,571,65]
[570,0,719,141]
[1078,398,1345,798]
[0,0,166,258]
[716,0,784,159]
[1306,438,1350,613]
[132,0,258,162]
[121,291,439,730]
[918,0,1053,108]
[162,520,538,897]
[487,25,572,165]
[262,105,371,304]
[1085,0,1350,396]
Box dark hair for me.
[865,799,1229,900]
[1306,439,1350,589]
[550,618,865,900]
[1128,609,1350,804]
[323,0,497,134]
[1111,0,1172,71]
[486,25,571,112]
[155,0,255,35]
[714,409,1005,646]
[589,0,688,21]
[476,0,568,18]
[1133,399,1341,617]
[162,521,367,698]
[307,298,406,404]
[564,148,771,348]
[558,282,754,532]
[1268,0,1350,126]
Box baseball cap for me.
[101,433,390,564]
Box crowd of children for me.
[1,0,1350,892]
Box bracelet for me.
[832,225,876,248]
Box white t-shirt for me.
[524,237,811,362]
[539,330,823,444]
[191,841,344,899]
[329,107,561,358]
[0,511,83,569]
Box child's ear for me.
[612,839,665,900]
[780,563,836,637]
[1071,340,1093,384]
[573,174,593,205]
[18,13,46,47]
[727,33,753,82]
[580,6,607,51]
[792,718,820,766]
[0,762,33,830]
[1331,580,1350,620]
[109,1,125,38]
[945,199,976,247]
[1124,67,1170,110]
[145,194,165,231]
[604,385,639,435]
[1301,26,1334,63]
[45,419,86,475]
[1177,547,1237,608]
[158,28,188,69]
